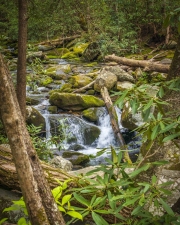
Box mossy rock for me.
[49,93,105,111]
[69,75,93,88]
[73,43,89,56]
[26,106,46,133]
[59,83,73,93]
[86,90,95,95]
[46,48,70,58]
[26,97,40,105]
[62,151,90,165]
[39,76,53,86]
[61,52,79,59]
[47,106,58,114]
[82,108,98,122]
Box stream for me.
[27,59,140,167]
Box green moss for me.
[61,52,79,59]
[82,108,98,122]
[69,75,93,88]
[85,62,98,67]
[73,43,89,55]
[39,76,53,86]
[59,83,73,92]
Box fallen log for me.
[0,144,74,191]
[36,35,81,47]
[105,54,170,73]
[95,77,132,163]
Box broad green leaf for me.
[66,211,83,220]
[142,107,151,122]
[0,218,8,225]
[52,186,62,200]
[163,15,171,28]
[92,211,109,225]
[92,196,106,207]
[163,132,180,142]
[111,147,118,164]
[3,206,19,212]
[151,124,159,140]
[160,122,177,133]
[151,161,168,165]
[123,195,141,207]
[114,90,129,108]
[62,194,72,206]
[151,175,157,185]
[18,217,28,225]
[94,209,110,214]
[158,86,165,98]
[159,188,172,195]
[131,205,143,215]
[58,205,66,213]
[159,198,175,216]
[129,164,150,178]
[73,193,90,207]
[139,195,145,206]
[143,99,153,112]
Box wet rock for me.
[116,81,134,91]
[82,42,100,61]
[49,93,105,111]
[26,106,46,133]
[82,108,99,122]
[62,151,90,166]
[69,75,93,88]
[49,156,72,171]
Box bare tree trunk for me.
[0,54,66,224]
[16,0,28,119]
[105,55,170,73]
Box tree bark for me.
[0,144,73,191]
[16,0,28,119]
[96,77,132,163]
[0,54,66,224]
[167,35,180,80]
[105,55,170,73]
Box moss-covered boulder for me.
[62,151,90,166]
[82,108,99,122]
[46,64,72,80]
[39,76,53,86]
[59,83,73,93]
[26,106,46,132]
[47,106,58,114]
[69,75,93,88]
[116,81,134,91]
[49,93,105,111]
[61,52,79,59]
[46,48,70,58]
[73,42,89,56]
[26,96,41,105]
[82,42,100,61]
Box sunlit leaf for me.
[159,198,175,216]
[66,211,83,220]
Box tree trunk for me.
[167,35,180,80]
[0,144,73,191]
[16,0,28,119]
[105,55,170,73]
[0,54,66,225]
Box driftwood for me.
[0,144,74,191]
[105,54,170,73]
[73,80,95,93]
[36,35,81,47]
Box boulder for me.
[82,42,100,61]
[82,108,99,122]
[103,65,135,83]
[27,51,45,63]
[26,106,46,132]
[49,156,72,172]
[62,151,90,166]
[69,75,93,88]
[94,69,117,92]
[38,45,55,51]
[116,81,134,91]
[49,93,105,111]
[39,76,53,86]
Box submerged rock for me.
[49,93,105,111]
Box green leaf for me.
[111,147,118,164]
[151,160,168,165]
[129,164,150,178]
[151,124,159,140]
[115,89,129,109]
[151,175,157,185]
[52,186,62,200]
[158,86,165,98]
[66,211,83,220]
[131,205,143,215]
[58,205,66,213]
[163,132,180,142]
[123,195,141,207]
[163,15,171,28]
[143,99,153,112]
[92,211,109,225]
[3,206,19,212]
[0,218,8,225]
[160,122,177,133]
[159,198,175,216]
[62,194,72,206]
[73,193,90,207]
[142,107,151,122]
[18,217,28,225]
